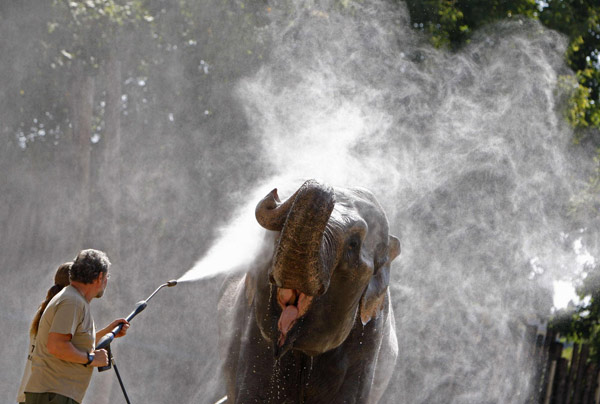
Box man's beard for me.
[96,288,105,298]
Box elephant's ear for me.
[359,235,400,326]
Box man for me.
[24,249,130,404]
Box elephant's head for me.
[249,179,400,358]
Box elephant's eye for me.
[346,235,361,260]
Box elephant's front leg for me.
[319,314,388,404]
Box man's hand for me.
[109,318,130,338]
[97,318,130,340]
[91,348,109,367]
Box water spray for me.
[95,280,178,404]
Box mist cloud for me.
[188,1,590,402]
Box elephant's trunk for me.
[256,180,336,296]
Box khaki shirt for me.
[25,285,96,403]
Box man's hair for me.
[70,249,111,284]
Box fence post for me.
[573,344,590,404]
[532,332,548,402]
[583,363,596,404]
[542,341,563,404]
[544,360,558,404]
[593,366,600,404]
[565,343,581,404]
[538,330,556,403]
[555,358,569,404]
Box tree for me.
[401,0,600,368]
[0,2,270,400]
[402,0,600,138]
[551,262,600,360]
[540,0,600,134]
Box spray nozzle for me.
[95,280,178,353]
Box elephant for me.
[218,179,401,403]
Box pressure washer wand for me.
[96,279,178,350]
[95,280,178,404]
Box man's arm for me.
[47,332,108,366]
[96,318,130,341]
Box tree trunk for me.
[82,49,123,404]
[68,62,96,245]
[94,50,122,260]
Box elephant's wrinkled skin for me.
[218,180,400,403]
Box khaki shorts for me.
[24,392,79,404]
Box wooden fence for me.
[531,327,600,404]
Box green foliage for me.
[559,73,595,132]
[403,0,538,48]
[403,0,600,135]
[47,0,153,71]
[0,0,157,153]
[541,0,600,138]
[402,0,600,361]
[551,264,600,361]
[0,0,271,153]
